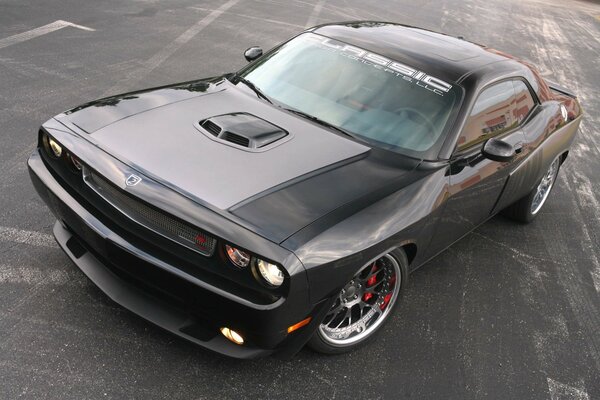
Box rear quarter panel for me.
[493,101,582,213]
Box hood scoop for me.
[198,113,289,150]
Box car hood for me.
[55,78,419,243]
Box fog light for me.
[225,245,250,268]
[48,138,62,158]
[256,259,284,287]
[220,327,244,345]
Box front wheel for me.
[308,249,408,354]
[502,157,560,223]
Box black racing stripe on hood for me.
[231,150,420,243]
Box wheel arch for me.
[559,150,569,165]
[400,242,417,266]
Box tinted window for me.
[512,80,536,124]
[457,81,516,150]
[239,33,461,155]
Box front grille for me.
[83,169,216,257]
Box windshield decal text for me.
[311,36,453,96]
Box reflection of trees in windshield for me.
[241,33,460,154]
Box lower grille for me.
[83,169,216,257]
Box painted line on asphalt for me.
[305,0,326,28]
[547,378,589,400]
[0,311,153,346]
[0,264,74,285]
[0,20,95,51]
[189,6,304,28]
[0,226,56,248]
[103,0,240,96]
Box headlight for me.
[48,137,63,157]
[256,259,284,287]
[42,132,63,159]
[225,245,250,268]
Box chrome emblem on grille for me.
[125,174,142,187]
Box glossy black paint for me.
[244,46,263,62]
[482,138,517,162]
[28,22,583,358]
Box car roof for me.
[311,21,526,84]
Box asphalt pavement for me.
[1,0,599,399]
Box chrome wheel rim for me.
[531,158,559,215]
[318,254,401,346]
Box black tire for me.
[502,157,560,223]
[308,248,409,355]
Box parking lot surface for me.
[1,0,599,398]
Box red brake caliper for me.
[362,262,378,302]
[380,273,396,310]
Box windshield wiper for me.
[283,108,355,139]
[230,74,273,104]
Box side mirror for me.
[482,138,516,162]
[244,46,263,62]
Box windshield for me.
[239,33,462,156]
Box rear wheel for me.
[308,249,408,354]
[502,157,560,223]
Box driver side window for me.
[457,81,517,151]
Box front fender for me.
[285,167,449,304]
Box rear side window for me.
[512,80,536,124]
[457,81,516,151]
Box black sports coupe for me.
[28,22,582,358]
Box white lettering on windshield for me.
[314,36,453,96]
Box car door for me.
[425,80,527,257]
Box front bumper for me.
[28,150,327,359]
[52,219,266,357]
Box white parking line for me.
[0,226,56,248]
[103,0,240,96]
[305,0,326,28]
[0,20,95,51]
[0,264,72,285]
[547,378,589,400]
[189,6,303,28]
